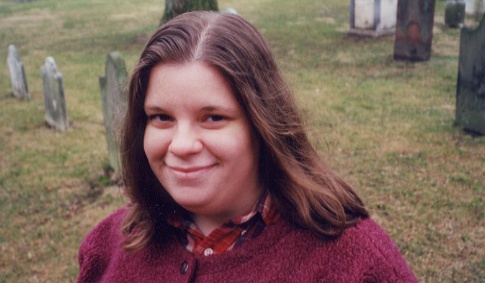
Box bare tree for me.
[161,0,218,25]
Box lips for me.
[167,164,216,180]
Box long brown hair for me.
[120,11,368,252]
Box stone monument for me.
[7,44,30,100]
[41,57,69,131]
[393,0,436,62]
[445,0,466,28]
[465,0,485,16]
[99,52,128,174]
[455,15,485,135]
[349,0,398,37]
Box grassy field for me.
[1,0,484,282]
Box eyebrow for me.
[144,104,237,113]
[144,105,165,113]
[200,105,237,113]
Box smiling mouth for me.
[167,164,216,179]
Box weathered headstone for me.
[455,15,485,135]
[445,0,466,28]
[41,57,69,131]
[349,0,398,37]
[393,0,436,62]
[223,7,238,14]
[465,0,485,16]
[7,44,30,100]
[99,52,128,174]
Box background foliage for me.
[0,0,484,282]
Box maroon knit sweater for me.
[77,207,418,282]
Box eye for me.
[205,115,225,122]
[147,114,174,128]
[150,114,173,122]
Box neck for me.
[192,194,262,236]
[193,214,227,236]
[191,189,265,236]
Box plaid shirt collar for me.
[167,191,278,256]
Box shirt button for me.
[204,248,214,256]
[180,261,188,275]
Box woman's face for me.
[143,62,261,222]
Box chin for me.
[174,198,211,213]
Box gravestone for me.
[99,52,128,174]
[445,0,466,28]
[223,7,238,14]
[7,44,30,100]
[393,0,436,62]
[455,15,485,135]
[41,57,69,131]
[465,0,485,16]
[349,0,398,37]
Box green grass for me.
[1,0,484,282]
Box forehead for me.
[144,62,239,109]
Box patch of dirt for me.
[0,9,61,29]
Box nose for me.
[168,122,203,157]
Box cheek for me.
[142,131,152,161]
[143,128,167,161]
[240,124,260,157]
[143,134,150,159]
[223,127,259,161]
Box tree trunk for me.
[161,0,219,25]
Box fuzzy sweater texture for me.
[77,207,418,282]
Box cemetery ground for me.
[0,0,484,282]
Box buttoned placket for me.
[180,261,189,275]
[203,248,214,256]
[178,257,197,282]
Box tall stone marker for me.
[99,52,128,174]
[455,15,485,135]
[393,0,436,62]
[445,0,466,28]
[41,57,69,131]
[464,0,485,16]
[349,0,398,37]
[7,44,30,100]
[222,7,238,14]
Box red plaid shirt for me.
[167,191,278,256]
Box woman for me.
[77,11,417,282]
